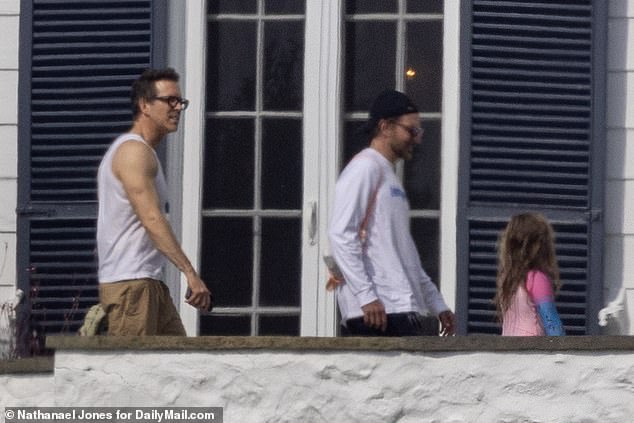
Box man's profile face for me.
[388,112,423,161]
[145,79,185,134]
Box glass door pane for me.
[206,21,257,111]
[344,21,396,111]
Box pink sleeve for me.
[526,270,555,305]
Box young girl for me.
[494,212,565,336]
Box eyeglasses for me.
[392,122,424,138]
[150,96,189,110]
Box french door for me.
[180,0,447,336]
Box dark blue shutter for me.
[17,0,163,352]
[458,1,606,335]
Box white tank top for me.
[97,133,167,283]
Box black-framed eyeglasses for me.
[150,95,189,110]
[392,122,424,138]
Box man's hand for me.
[438,310,456,336]
[361,300,387,332]
[185,274,213,311]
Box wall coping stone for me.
[3,336,633,375]
[0,356,54,374]
[45,335,634,353]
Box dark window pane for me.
[346,0,397,14]
[200,217,253,307]
[207,21,256,111]
[203,119,254,208]
[404,119,440,209]
[407,0,443,14]
[343,120,369,171]
[345,22,396,111]
[263,21,304,111]
[410,218,439,285]
[405,21,443,113]
[200,315,251,335]
[259,315,300,335]
[265,0,305,14]
[262,119,302,209]
[260,218,301,306]
[208,0,257,14]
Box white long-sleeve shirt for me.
[328,148,449,323]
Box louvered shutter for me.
[17,0,163,350]
[457,1,606,335]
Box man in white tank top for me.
[97,68,211,335]
[329,90,456,336]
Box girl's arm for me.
[527,271,565,336]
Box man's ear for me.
[138,97,151,115]
[377,118,391,134]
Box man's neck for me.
[370,137,397,164]
[129,121,163,149]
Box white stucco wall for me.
[2,349,634,423]
[0,373,54,407]
[0,0,19,304]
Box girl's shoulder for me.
[527,269,549,280]
[526,270,554,298]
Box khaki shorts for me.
[99,278,186,336]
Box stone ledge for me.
[46,335,634,352]
[0,356,54,374]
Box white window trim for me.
[301,0,344,336]
[179,0,207,336]
[439,0,461,313]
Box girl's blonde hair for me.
[494,212,560,317]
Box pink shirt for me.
[502,270,555,336]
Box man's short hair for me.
[131,68,180,118]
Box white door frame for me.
[179,0,207,335]
[300,0,344,336]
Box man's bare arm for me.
[112,141,211,310]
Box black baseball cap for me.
[362,89,419,134]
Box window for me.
[200,1,305,335]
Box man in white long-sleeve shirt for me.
[329,89,456,336]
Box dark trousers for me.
[341,312,429,337]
